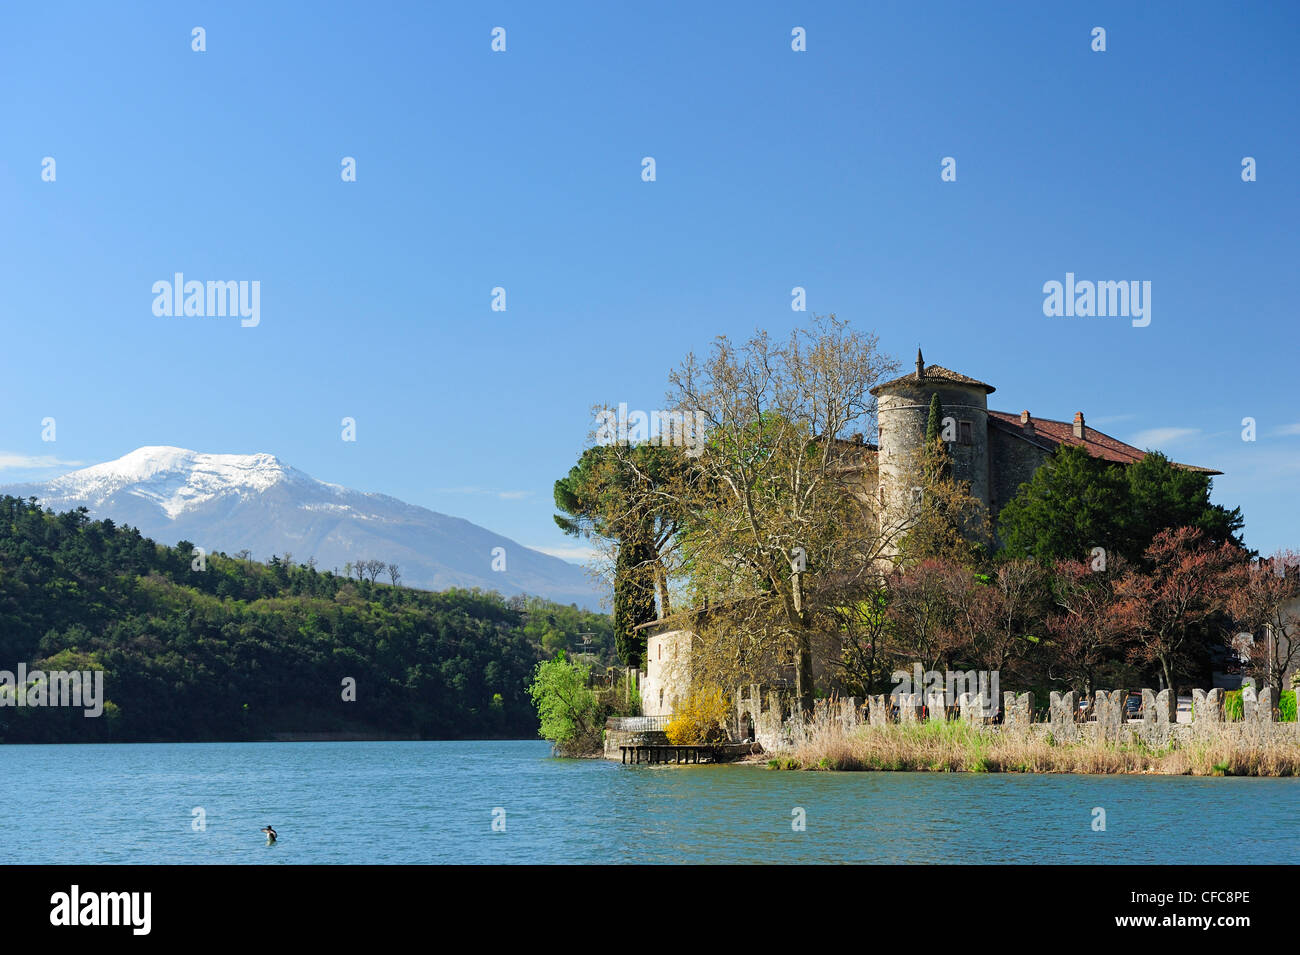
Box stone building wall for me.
[877,380,991,554]
[987,421,1050,528]
[640,629,693,717]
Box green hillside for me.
[0,495,613,742]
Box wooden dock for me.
[619,742,758,764]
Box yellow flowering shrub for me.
[665,685,730,744]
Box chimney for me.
[915,348,925,379]
[1072,411,1085,440]
[1020,410,1034,433]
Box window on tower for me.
[959,420,972,445]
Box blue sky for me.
[1,1,1297,562]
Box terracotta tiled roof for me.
[988,411,1221,475]
[870,363,996,396]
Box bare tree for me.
[387,563,402,587]
[829,584,893,695]
[979,558,1049,676]
[621,314,901,713]
[1046,559,1131,696]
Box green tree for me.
[1117,452,1245,559]
[998,446,1244,566]
[555,443,687,662]
[925,393,944,443]
[528,652,602,754]
[612,528,657,666]
[997,445,1127,563]
[0,494,602,743]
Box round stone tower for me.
[870,349,995,549]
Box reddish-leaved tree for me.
[1113,526,1247,691]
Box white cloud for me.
[431,486,534,501]
[1128,427,1200,449]
[0,452,85,471]
[1272,423,1300,437]
[528,544,599,564]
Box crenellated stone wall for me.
[733,686,1299,754]
[609,685,1299,759]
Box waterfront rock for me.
[842,697,860,731]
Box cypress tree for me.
[612,528,657,667]
[925,393,944,444]
[923,393,950,479]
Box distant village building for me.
[1267,596,1300,690]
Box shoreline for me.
[0,735,546,746]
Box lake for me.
[3,740,1295,864]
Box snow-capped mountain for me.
[3,446,604,609]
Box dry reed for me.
[775,718,1300,776]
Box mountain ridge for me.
[2,446,604,610]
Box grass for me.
[775,719,1300,776]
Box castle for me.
[867,349,1218,549]
[638,351,1223,718]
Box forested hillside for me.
[0,496,612,742]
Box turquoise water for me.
[2,740,1295,864]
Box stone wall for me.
[734,685,868,752]
[751,686,1299,752]
[602,719,670,759]
[609,684,1300,761]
